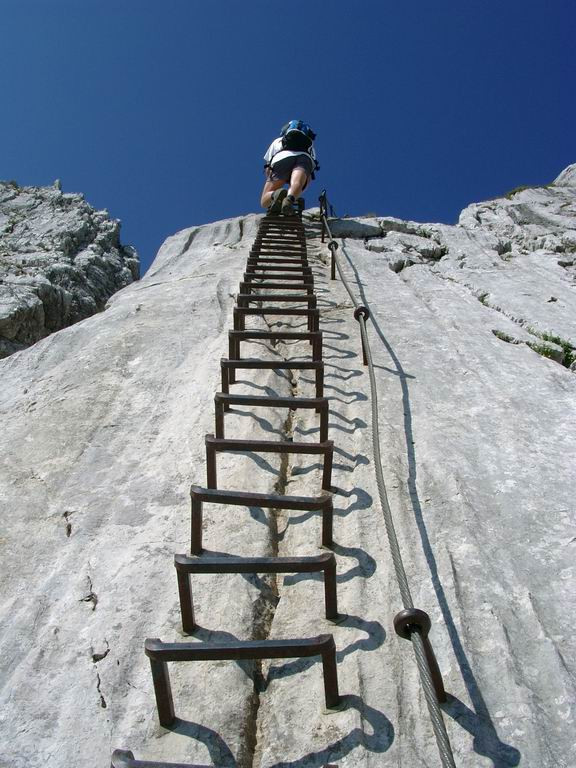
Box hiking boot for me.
[281,194,297,215]
[268,188,287,214]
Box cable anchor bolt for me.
[393,608,447,703]
[353,305,370,322]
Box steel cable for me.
[320,206,457,768]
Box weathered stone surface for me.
[0,166,574,768]
[0,181,139,358]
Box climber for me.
[260,120,319,215]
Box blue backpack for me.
[281,120,316,152]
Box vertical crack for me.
[79,576,98,611]
[239,340,300,768]
[95,672,107,709]
[238,226,314,767]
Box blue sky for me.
[3,0,574,273]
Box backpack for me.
[281,120,316,152]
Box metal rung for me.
[145,634,340,726]
[111,750,212,768]
[255,237,305,246]
[243,272,314,283]
[240,281,314,295]
[248,256,309,265]
[189,485,333,553]
[221,358,324,397]
[251,248,307,257]
[250,243,306,253]
[228,328,323,367]
[262,213,305,224]
[246,264,312,274]
[214,392,329,440]
[248,248,308,261]
[205,434,333,491]
[111,751,337,768]
[236,293,317,308]
[233,307,319,332]
[175,552,338,631]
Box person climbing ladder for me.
[260,120,319,215]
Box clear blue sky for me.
[3,0,574,273]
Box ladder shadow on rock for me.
[267,694,394,768]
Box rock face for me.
[0,181,139,358]
[0,165,574,768]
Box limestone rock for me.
[0,166,575,767]
[0,181,139,358]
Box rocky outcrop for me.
[0,166,574,767]
[0,181,139,358]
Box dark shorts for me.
[268,154,314,186]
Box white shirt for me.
[264,137,318,167]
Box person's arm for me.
[310,145,320,172]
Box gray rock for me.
[0,167,575,767]
[0,181,139,358]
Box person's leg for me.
[260,179,285,208]
[287,167,309,199]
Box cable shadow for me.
[267,693,393,767]
[442,695,521,766]
[266,616,385,684]
[166,718,238,767]
[339,246,521,766]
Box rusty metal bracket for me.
[251,243,306,253]
[175,551,339,631]
[228,329,322,362]
[240,281,315,296]
[111,750,212,768]
[328,240,339,280]
[233,307,319,332]
[189,485,333,554]
[112,751,337,768]
[247,257,309,268]
[205,434,334,491]
[246,263,312,274]
[261,215,305,227]
[214,392,329,439]
[253,236,306,244]
[244,270,313,282]
[221,358,324,398]
[236,293,317,309]
[145,634,340,726]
